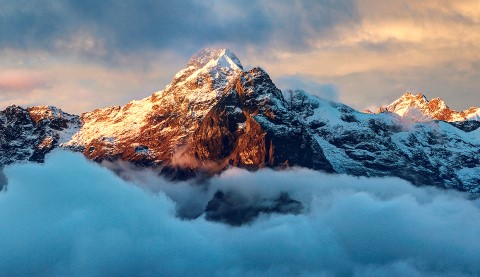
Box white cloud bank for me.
[1,150,480,276]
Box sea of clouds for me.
[1,150,480,276]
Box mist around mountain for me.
[0,48,479,275]
[1,150,480,276]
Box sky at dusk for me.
[1,0,479,114]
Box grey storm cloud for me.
[0,0,359,56]
[1,150,480,276]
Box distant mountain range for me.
[1,48,479,192]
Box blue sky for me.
[1,0,479,113]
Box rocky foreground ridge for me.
[1,48,479,192]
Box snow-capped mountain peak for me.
[169,48,243,92]
[380,92,428,116]
[64,48,247,165]
[188,48,243,71]
[378,92,480,122]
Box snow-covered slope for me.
[287,90,479,192]
[376,92,480,122]
[1,48,478,191]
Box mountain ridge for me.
[1,48,479,191]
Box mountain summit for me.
[377,92,480,122]
[63,48,333,176]
[187,48,243,70]
[1,49,479,191]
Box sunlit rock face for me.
[62,48,334,176]
[63,48,245,168]
[0,48,478,191]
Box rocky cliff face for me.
[190,67,334,173]
[0,48,478,191]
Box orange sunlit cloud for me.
[0,0,478,113]
[0,70,48,91]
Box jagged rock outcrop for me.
[190,67,334,172]
[0,105,79,165]
[203,190,303,226]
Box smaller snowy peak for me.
[0,104,81,166]
[187,48,243,70]
[1,104,77,124]
[379,92,428,116]
[4,104,24,113]
[377,92,479,122]
[5,103,19,108]
[464,107,480,121]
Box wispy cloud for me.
[0,0,478,112]
[0,69,48,91]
